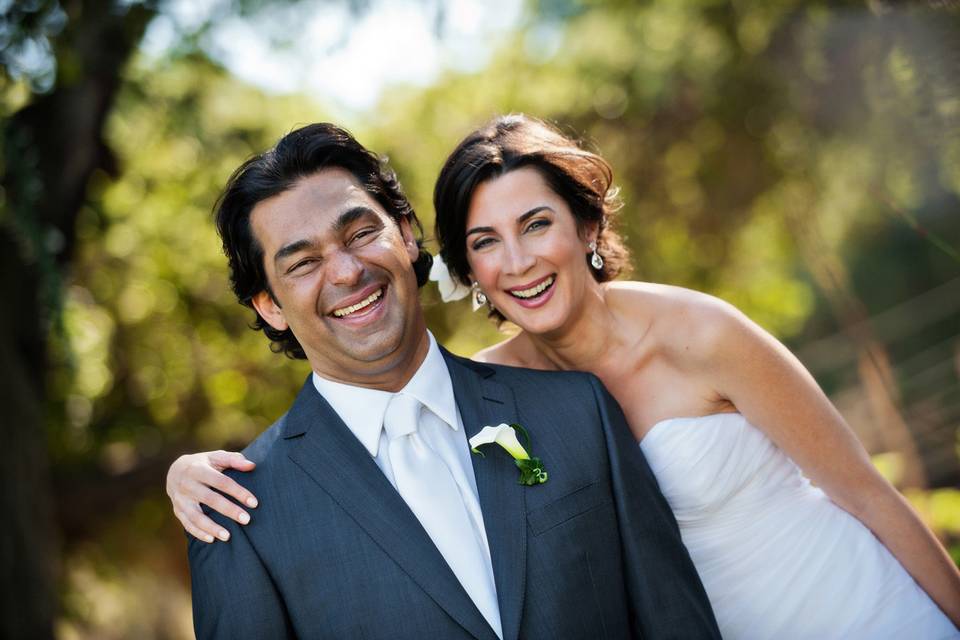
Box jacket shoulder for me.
[231,412,290,468]
[484,358,600,393]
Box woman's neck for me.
[524,281,626,373]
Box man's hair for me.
[215,123,432,359]
[434,113,631,325]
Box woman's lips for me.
[506,274,556,309]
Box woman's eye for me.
[471,237,495,251]
[525,219,550,233]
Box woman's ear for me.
[581,220,600,245]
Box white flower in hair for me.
[428,253,471,302]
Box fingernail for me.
[205,534,215,543]
[246,497,258,508]
[238,512,250,524]
[218,530,230,541]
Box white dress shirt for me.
[312,331,502,636]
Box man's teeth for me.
[510,276,555,299]
[332,288,383,317]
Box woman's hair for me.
[215,122,432,359]
[433,114,631,323]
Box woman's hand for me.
[166,451,258,543]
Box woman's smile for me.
[505,274,556,307]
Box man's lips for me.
[329,284,386,318]
[507,275,555,299]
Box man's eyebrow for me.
[465,205,553,237]
[333,205,378,233]
[273,206,379,264]
[274,239,315,264]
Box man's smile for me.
[331,285,385,318]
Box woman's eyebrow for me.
[466,205,553,237]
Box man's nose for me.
[326,249,364,286]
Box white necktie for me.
[383,392,503,639]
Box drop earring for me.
[588,240,604,270]
[472,282,487,312]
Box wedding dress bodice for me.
[640,412,957,639]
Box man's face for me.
[249,168,427,387]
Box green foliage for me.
[40,0,960,636]
[49,54,328,468]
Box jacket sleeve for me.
[188,508,295,639]
[587,374,722,639]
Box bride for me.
[167,115,960,638]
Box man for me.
[188,123,719,639]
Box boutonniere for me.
[469,423,549,486]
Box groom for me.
[188,123,719,639]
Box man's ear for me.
[398,215,419,263]
[251,290,289,331]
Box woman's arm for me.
[699,297,960,627]
[166,451,259,543]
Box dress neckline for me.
[639,411,743,444]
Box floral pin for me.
[428,253,471,302]
[469,423,549,486]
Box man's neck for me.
[310,328,432,393]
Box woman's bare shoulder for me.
[607,280,727,308]
[607,281,747,358]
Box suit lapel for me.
[282,377,498,640]
[444,351,527,640]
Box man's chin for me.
[331,323,410,364]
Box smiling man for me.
[187,123,719,639]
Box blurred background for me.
[2,0,959,637]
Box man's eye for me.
[350,227,377,244]
[288,259,315,273]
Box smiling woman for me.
[423,114,960,637]
[434,114,631,327]
[166,115,960,638]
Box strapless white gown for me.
[639,412,958,639]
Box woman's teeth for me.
[510,276,555,299]
[332,288,383,317]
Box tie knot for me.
[383,392,422,440]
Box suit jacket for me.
[189,349,720,639]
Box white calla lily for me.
[428,254,471,302]
[469,423,530,460]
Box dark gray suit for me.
[189,350,720,639]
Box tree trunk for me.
[0,1,155,635]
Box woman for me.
[168,115,960,638]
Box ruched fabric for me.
[640,413,958,640]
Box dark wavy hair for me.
[433,114,631,324]
[215,122,433,359]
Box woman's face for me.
[464,166,597,336]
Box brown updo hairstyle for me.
[434,113,631,323]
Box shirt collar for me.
[311,331,459,458]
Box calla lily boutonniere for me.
[469,423,549,486]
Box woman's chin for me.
[501,300,569,337]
